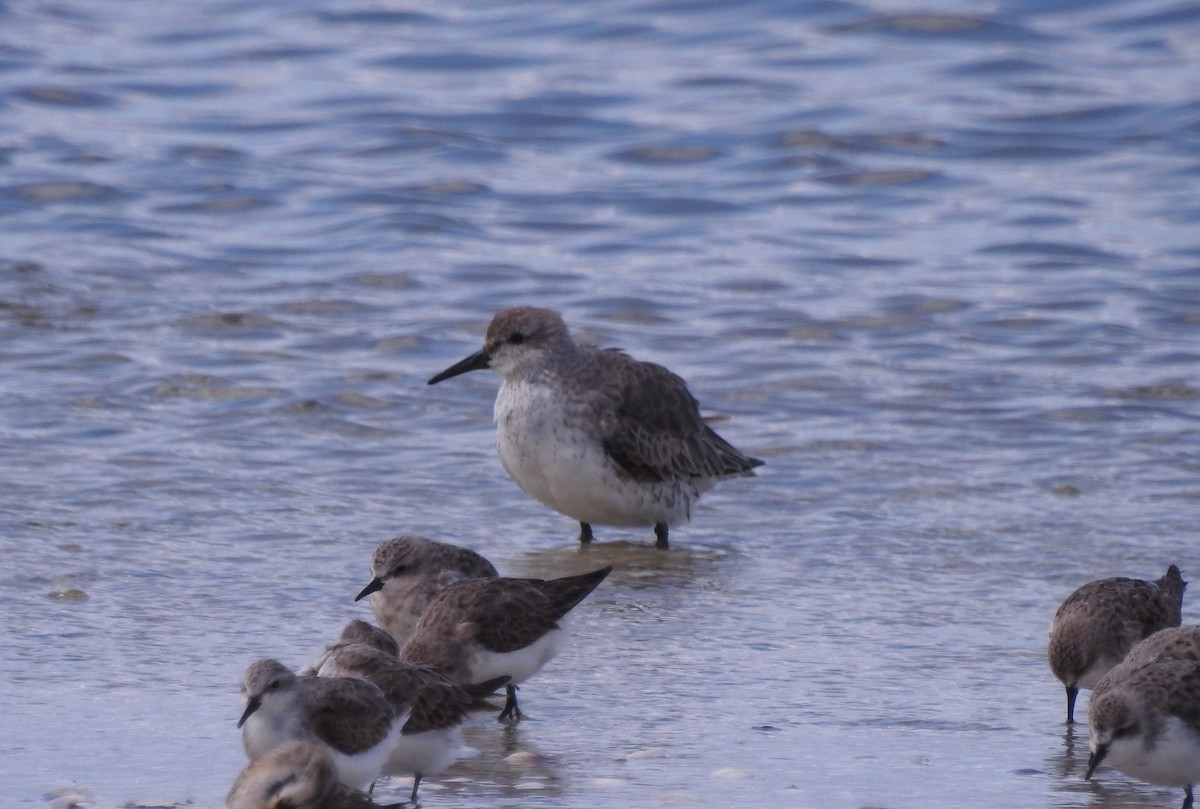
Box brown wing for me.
[404,572,602,666]
[1142,657,1200,729]
[325,643,430,703]
[404,677,476,734]
[534,566,612,622]
[583,351,761,483]
[302,676,396,756]
[323,640,489,736]
[468,579,562,654]
[1056,577,1180,636]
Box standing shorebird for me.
[401,565,612,721]
[237,659,406,792]
[1048,565,1186,723]
[354,535,499,646]
[309,619,506,801]
[1086,656,1200,809]
[427,306,763,549]
[310,620,510,804]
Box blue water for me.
[1,1,1198,807]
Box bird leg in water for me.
[498,683,523,722]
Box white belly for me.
[326,720,403,791]
[467,625,568,685]
[386,726,467,778]
[494,381,693,526]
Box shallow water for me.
[1,0,1198,807]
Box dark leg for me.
[1066,685,1078,724]
[654,522,669,549]
[410,773,422,804]
[1182,784,1193,809]
[579,522,594,544]
[498,683,523,721]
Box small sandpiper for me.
[309,620,510,804]
[427,306,763,549]
[401,565,612,721]
[1086,656,1200,809]
[224,740,388,809]
[1047,565,1186,723]
[354,535,499,646]
[237,659,406,792]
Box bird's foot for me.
[498,684,524,722]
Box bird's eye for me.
[392,565,407,575]
[1113,724,1137,739]
[268,681,280,691]
[508,333,525,345]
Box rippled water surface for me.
[2,1,1198,807]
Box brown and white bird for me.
[354,535,498,646]
[427,306,762,548]
[1086,656,1200,809]
[237,659,406,792]
[1048,564,1186,723]
[309,620,509,804]
[402,565,613,721]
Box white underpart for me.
[468,623,568,685]
[325,718,403,791]
[1101,716,1200,787]
[494,379,694,527]
[386,726,469,778]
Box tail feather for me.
[538,566,613,621]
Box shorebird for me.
[310,620,510,804]
[402,565,612,721]
[1048,565,1186,723]
[354,535,499,646]
[224,740,390,809]
[237,659,406,792]
[1086,656,1200,809]
[427,306,762,549]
